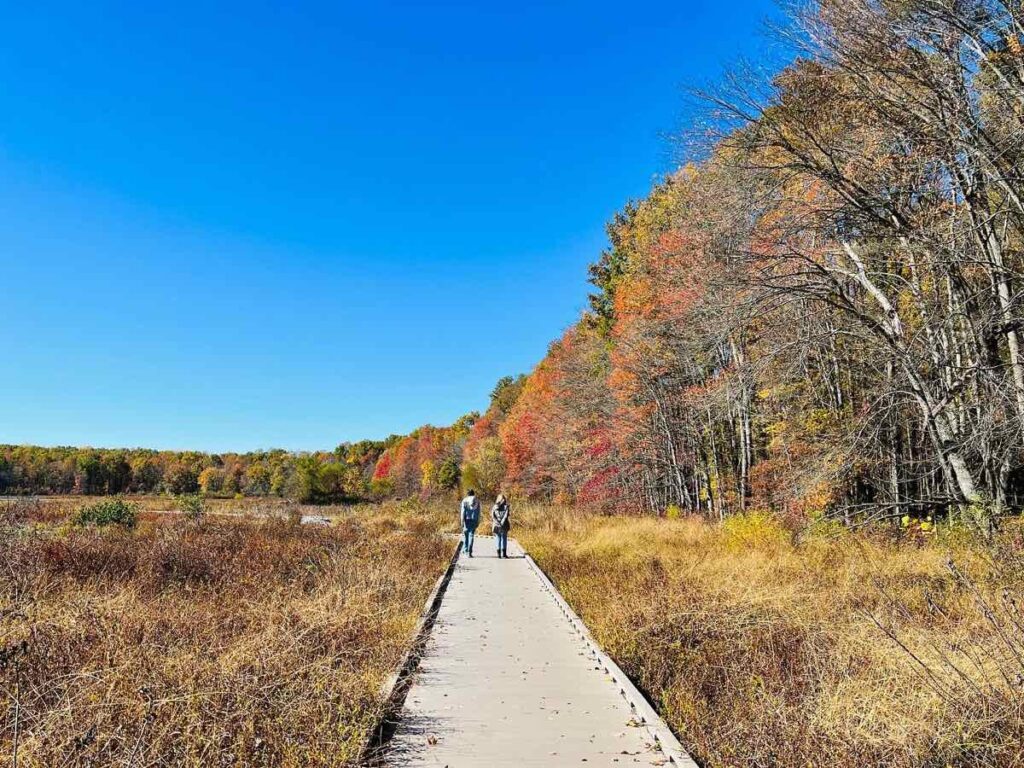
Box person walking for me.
[460,489,481,557]
[491,494,511,558]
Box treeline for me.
[472,0,1024,526]
[0,378,518,503]
[7,0,1024,527]
[392,0,1024,527]
[0,442,396,502]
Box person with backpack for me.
[491,494,511,558]
[460,489,481,557]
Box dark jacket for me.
[491,501,510,533]
[461,495,481,528]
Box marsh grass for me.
[515,506,1024,768]
[9,494,1021,766]
[0,502,451,767]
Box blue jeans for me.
[462,524,477,554]
[495,529,508,554]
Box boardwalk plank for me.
[384,538,672,767]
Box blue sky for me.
[0,0,780,452]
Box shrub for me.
[175,493,205,521]
[73,498,139,529]
[369,477,394,499]
[435,456,461,491]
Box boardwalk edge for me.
[523,550,701,768]
[360,539,463,765]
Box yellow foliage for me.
[721,511,791,551]
[419,459,435,490]
[802,408,833,435]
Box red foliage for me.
[371,452,392,481]
[576,465,621,508]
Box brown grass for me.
[8,494,1023,767]
[515,506,1024,768]
[0,499,451,767]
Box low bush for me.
[71,497,138,528]
[175,493,205,520]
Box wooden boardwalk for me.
[381,537,695,767]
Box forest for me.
[6,0,1024,537]
[414,0,1024,533]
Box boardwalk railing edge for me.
[359,539,462,765]
[523,549,701,768]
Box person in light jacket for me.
[460,489,481,557]
[491,494,511,558]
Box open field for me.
[0,498,451,767]
[516,508,1024,768]
[5,495,1024,767]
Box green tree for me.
[490,375,527,417]
[75,452,106,494]
[318,461,350,502]
[587,202,638,334]
[435,456,461,491]
[294,455,321,503]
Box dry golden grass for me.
[0,498,451,767]
[8,494,1023,766]
[515,506,1024,768]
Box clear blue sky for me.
[0,0,780,452]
